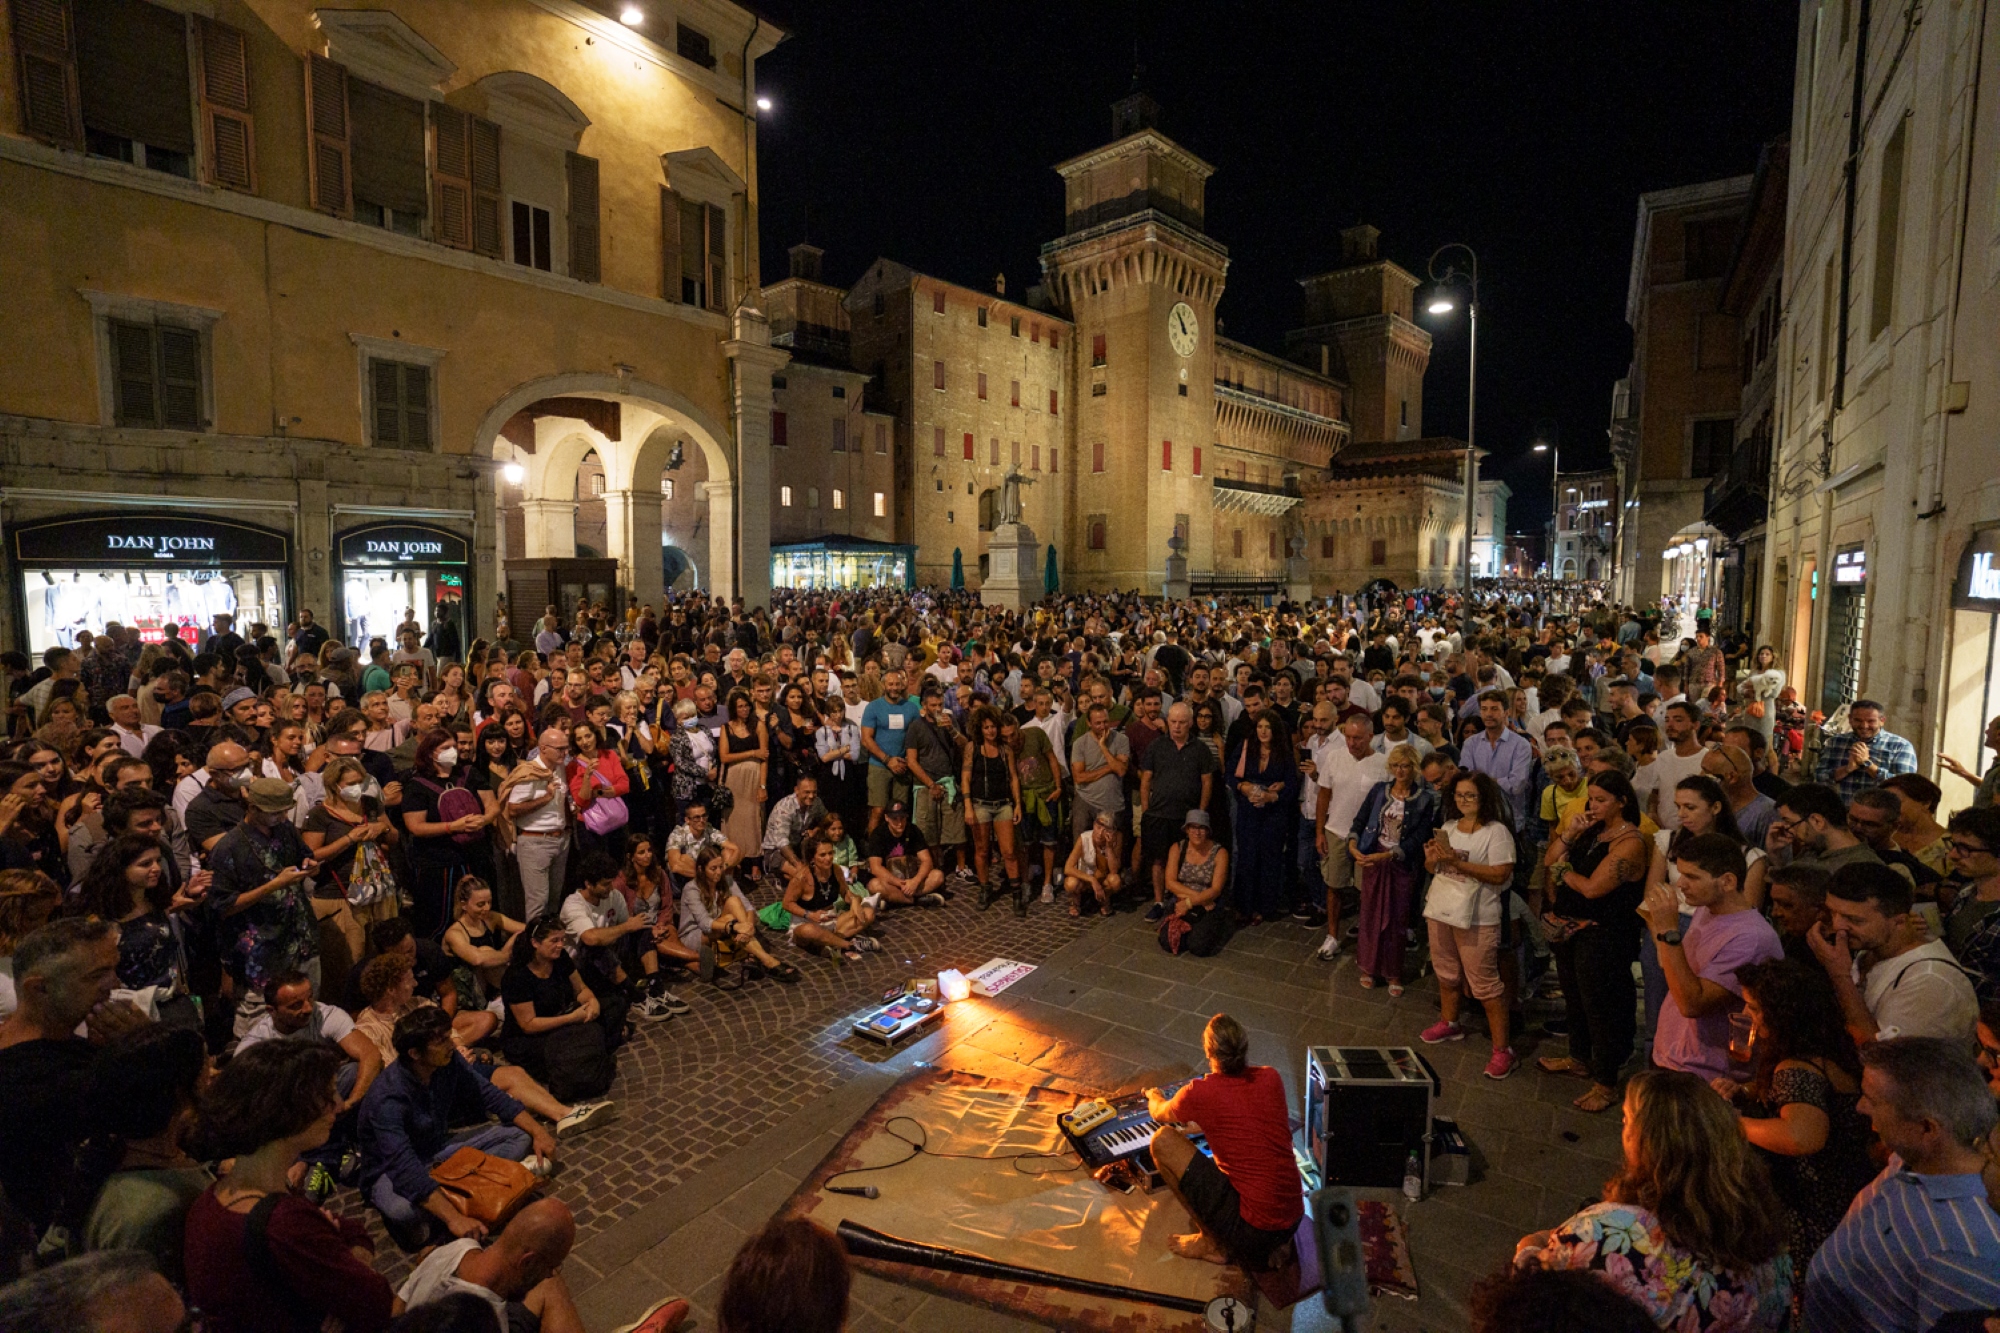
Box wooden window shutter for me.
[111,320,157,427]
[705,202,726,311]
[371,358,404,445]
[305,54,351,216]
[567,151,601,283]
[470,116,503,258]
[431,102,472,249]
[195,17,255,192]
[157,327,202,429]
[658,185,681,301]
[400,363,431,447]
[12,0,82,148]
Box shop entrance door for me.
[343,569,429,651]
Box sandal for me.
[1068,901,1081,918]
[839,948,864,964]
[1387,983,1404,998]
[1573,1084,1619,1114]
[1537,1056,1590,1078]
[771,962,803,984]
[1358,975,1376,990]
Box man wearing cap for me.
[209,776,322,1037]
[864,801,946,908]
[220,685,261,728]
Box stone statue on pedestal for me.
[997,465,1035,527]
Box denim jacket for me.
[1350,781,1442,864]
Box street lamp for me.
[1425,244,1479,598]
[1532,436,1559,579]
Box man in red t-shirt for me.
[1146,1013,1303,1269]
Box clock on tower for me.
[1168,302,1198,357]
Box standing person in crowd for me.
[501,729,572,921]
[962,704,1027,914]
[1643,833,1781,1080]
[1942,805,2000,1001]
[1940,713,2000,809]
[859,668,920,831]
[1804,1037,2000,1331]
[1774,783,1881,874]
[183,1039,396,1333]
[1070,701,1131,855]
[208,777,321,1038]
[1880,772,1952,877]
[1420,772,1518,1077]
[1540,773,1649,1113]
[1809,861,1980,1044]
[1515,1069,1791,1330]
[1640,775,1764,1042]
[1228,711,1300,925]
[717,691,768,878]
[1350,742,1439,993]
[1138,702,1218,925]
[1461,691,1535,833]
[1711,958,1875,1290]
[1007,710,1064,904]
[566,719,631,866]
[903,684,970,887]
[305,754,403,936]
[1815,700,1918,804]
[1313,714,1389,961]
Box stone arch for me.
[478,373,735,610]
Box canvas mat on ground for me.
[785,1068,1255,1333]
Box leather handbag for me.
[428,1147,541,1227]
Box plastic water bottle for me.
[1402,1150,1423,1201]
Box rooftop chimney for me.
[788,243,824,281]
[994,272,1007,296]
[1340,224,1381,264]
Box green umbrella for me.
[950,548,965,590]
[1044,544,1059,596]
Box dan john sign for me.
[11,513,289,567]
[336,524,469,567]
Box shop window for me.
[511,201,551,269]
[676,23,716,68]
[831,418,846,453]
[368,358,431,450]
[110,318,205,431]
[1088,516,1107,550]
[661,188,724,309]
[780,486,792,507]
[1371,538,1387,566]
[772,411,788,447]
[873,491,886,517]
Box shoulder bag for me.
[428,1146,542,1227]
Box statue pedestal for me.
[1287,553,1313,605]
[982,522,1041,611]
[1163,551,1191,601]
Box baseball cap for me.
[243,777,296,813]
[885,801,910,818]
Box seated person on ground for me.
[235,968,383,1114]
[561,852,688,1022]
[863,800,946,908]
[498,916,628,1093]
[1146,1013,1304,1271]
[1063,811,1125,917]
[442,874,526,1027]
[663,798,739,884]
[353,952,615,1142]
[757,834,880,963]
[614,833,700,976]
[680,845,799,983]
[358,1005,560,1250]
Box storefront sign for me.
[1954,529,2000,613]
[335,524,469,567]
[11,513,289,567]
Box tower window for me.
[1011,380,1020,407]
[1010,316,1021,337]
[933,425,945,457]
[977,372,988,401]
[873,491,886,517]
[1049,329,1059,351]
[933,361,946,390]
[1031,323,1040,344]
[1088,517,1107,550]
[1161,440,1173,471]
[1371,538,1387,566]
[1092,334,1106,367]
[772,411,788,447]
[933,288,945,314]
[1321,535,1335,558]
[1193,446,1203,476]
[780,485,792,507]
[1093,441,1105,473]
[1050,448,1058,473]
[977,305,988,327]
[1049,388,1059,415]
[963,432,974,461]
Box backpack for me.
[540,1020,613,1103]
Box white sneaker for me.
[1315,935,1342,962]
[556,1100,620,1137]
[864,893,884,910]
[1040,884,1055,904]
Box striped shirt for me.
[1804,1156,2000,1332]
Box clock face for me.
[1167,302,1198,358]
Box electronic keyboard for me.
[1058,1077,1203,1171]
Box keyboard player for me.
[1145,1012,1303,1270]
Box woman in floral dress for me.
[1515,1069,1791,1331]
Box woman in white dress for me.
[1737,645,1785,744]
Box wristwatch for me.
[1654,928,1684,946]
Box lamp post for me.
[1425,245,1479,598]
[1532,437,1559,579]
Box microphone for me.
[827,1184,879,1199]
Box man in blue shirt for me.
[1461,692,1535,832]
[360,1006,559,1249]
[1817,700,1919,806]
[1805,1035,2000,1331]
[860,668,922,831]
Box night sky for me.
[748,2,1798,538]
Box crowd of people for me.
[0,578,1998,1330]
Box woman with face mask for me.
[399,730,482,937]
[302,755,400,940]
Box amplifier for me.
[1304,1046,1439,1190]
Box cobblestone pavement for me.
[346,884,1630,1331]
